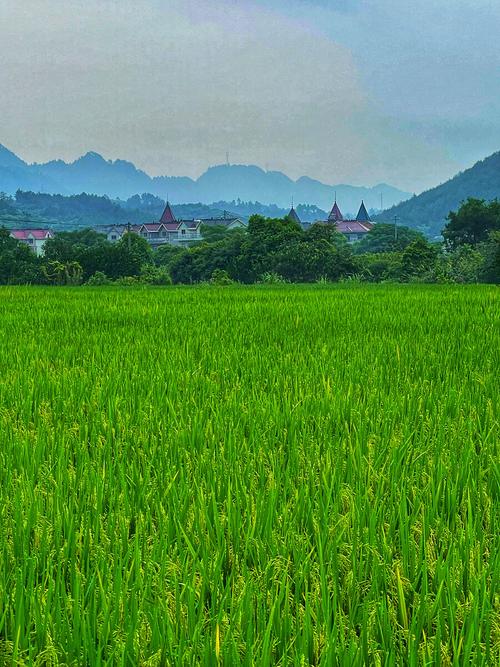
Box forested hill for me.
[1,192,236,230]
[375,151,500,237]
[0,191,327,230]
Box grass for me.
[0,284,498,665]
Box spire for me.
[356,200,370,222]
[160,201,176,224]
[328,200,343,222]
[287,205,301,224]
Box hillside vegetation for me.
[0,191,329,230]
[376,151,500,236]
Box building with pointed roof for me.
[131,202,247,247]
[287,206,301,225]
[10,228,53,255]
[328,201,344,222]
[159,201,176,224]
[356,201,370,223]
[320,198,374,243]
[95,202,246,247]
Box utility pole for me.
[394,216,398,242]
[127,220,131,250]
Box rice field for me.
[0,284,498,666]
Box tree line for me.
[0,198,498,286]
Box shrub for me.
[86,271,110,286]
[140,264,172,285]
[210,269,234,285]
[259,271,287,284]
[114,276,141,286]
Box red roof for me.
[10,229,53,240]
[141,223,165,232]
[328,202,344,222]
[160,202,176,224]
[140,222,184,233]
[335,220,373,234]
[182,221,200,230]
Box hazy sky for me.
[1,0,499,191]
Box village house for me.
[98,202,246,247]
[326,200,374,242]
[289,200,374,242]
[10,229,54,256]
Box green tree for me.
[154,244,187,269]
[43,260,83,285]
[44,228,108,263]
[357,252,404,282]
[275,237,357,282]
[116,233,153,276]
[354,223,425,254]
[0,227,42,284]
[210,269,234,285]
[401,238,438,279]
[200,224,233,244]
[237,215,302,282]
[140,264,172,285]
[440,245,484,283]
[443,198,500,248]
[479,231,500,283]
[44,229,121,281]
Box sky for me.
[0,0,499,192]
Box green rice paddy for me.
[0,285,498,665]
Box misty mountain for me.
[375,151,500,237]
[0,145,409,212]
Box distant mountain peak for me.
[77,151,106,164]
[0,144,411,210]
[0,144,27,169]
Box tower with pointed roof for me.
[287,205,301,225]
[356,200,370,222]
[322,198,373,243]
[160,201,176,224]
[328,199,344,223]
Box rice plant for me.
[0,284,498,665]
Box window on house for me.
[181,229,186,235]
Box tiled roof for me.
[287,207,301,224]
[10,229,53,240]
[356,201,371,222]
[141,223,165,232]
[335,220,373,234]
[160,202,176,224]
[180,220,201,230]
[328,201,344,222]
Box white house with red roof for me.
[325,200,374,242]
[10,229,54,256]
[95,203,246,247]
[138,202,246,247]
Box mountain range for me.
[375,151,500,237]
[0,144,409,213]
